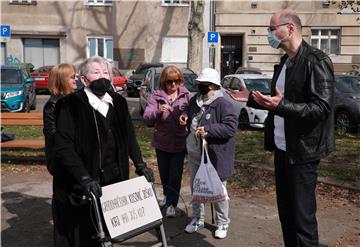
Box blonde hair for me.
[158,65,184,92]
[48,63,76,96]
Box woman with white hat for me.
[180,68,237,239]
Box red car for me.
[30,66,53,93]
[112,67,127,91]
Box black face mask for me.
[88,78,112,96]
[198,84,210,95]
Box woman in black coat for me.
[52,56,154,247]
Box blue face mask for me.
[267,31,281,49]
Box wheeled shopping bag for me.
[89,176,168,247]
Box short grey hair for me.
[78,56,109,77]
[279,10,302,31]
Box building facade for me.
[1,0,191,70]
[215,0,360,76]
[1,0,359,76]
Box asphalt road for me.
[34,93,142,120]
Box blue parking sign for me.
[1,25,11,37]
[207,32,218,43]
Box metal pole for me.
[209,0,215,69]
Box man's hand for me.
[252,87,282,110]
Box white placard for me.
[100,176,162,238]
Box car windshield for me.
[244,78,271,93]
[1,69,21,84]
[336,77,360,93]
[34,67,52,73]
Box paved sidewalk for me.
[2,169,360,247]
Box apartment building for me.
[1,0,359,76]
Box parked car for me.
[235,67,262,75]
[345,65,360,80]
[29,65,53,93]
[127,63,163,97]
[1,65,37,112]
[221,74,272,129]
[112,67,128,92]
[334,74,360,132]
[139,67,198,115]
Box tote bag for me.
[191,138,228,203]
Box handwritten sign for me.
[100,176,162,238]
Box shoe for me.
[158,196,166,207]
[166,205,176,218]
[184,218,204,233]
[214,224,229,239]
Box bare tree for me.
[187,0,205,74]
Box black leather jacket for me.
[43,94,62,174]
[248,40,335,164]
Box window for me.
[162,0,190,6]
[87,36,113,59]
[24,38,60,69]
[85,0,112,6]
[161,37,188,63]
[9,0,36,4]
[311,29,340,55]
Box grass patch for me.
[2,124,360,186]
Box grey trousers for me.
[187,151,230,226]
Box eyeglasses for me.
[166,79,181,84]
[267,23,289,32]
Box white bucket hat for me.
[196,68,221,86]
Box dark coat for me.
[187,94,238,180]
[248,40,335,164]
[43,94,62,175]
[53,89,144,202]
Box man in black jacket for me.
[53,56,154,247]
[248,10,335,247]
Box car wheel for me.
[22,99,31,112]
[238,110,250,130]
[335,110,352,133]
[30,97,37,110]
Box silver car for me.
[221,74,272,129]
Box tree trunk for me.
[187,0,205,75]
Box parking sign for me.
[208,31,219,48]
[1,25,11,42]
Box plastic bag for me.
[191,138,228,203]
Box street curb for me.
[235,161,360,192]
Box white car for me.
[221,74,272,129]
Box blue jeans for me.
[274,148,319,247]
[156,149,185,207]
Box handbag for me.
[191,137,228,203]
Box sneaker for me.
[184,218,204,233]
[166,205,176,218]
[158,196,166,207]
[214,224,229,239]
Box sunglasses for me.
[166,79,181,84]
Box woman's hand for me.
[159,104,170,113]
[179,115,188,125]
[195,126,207,140]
